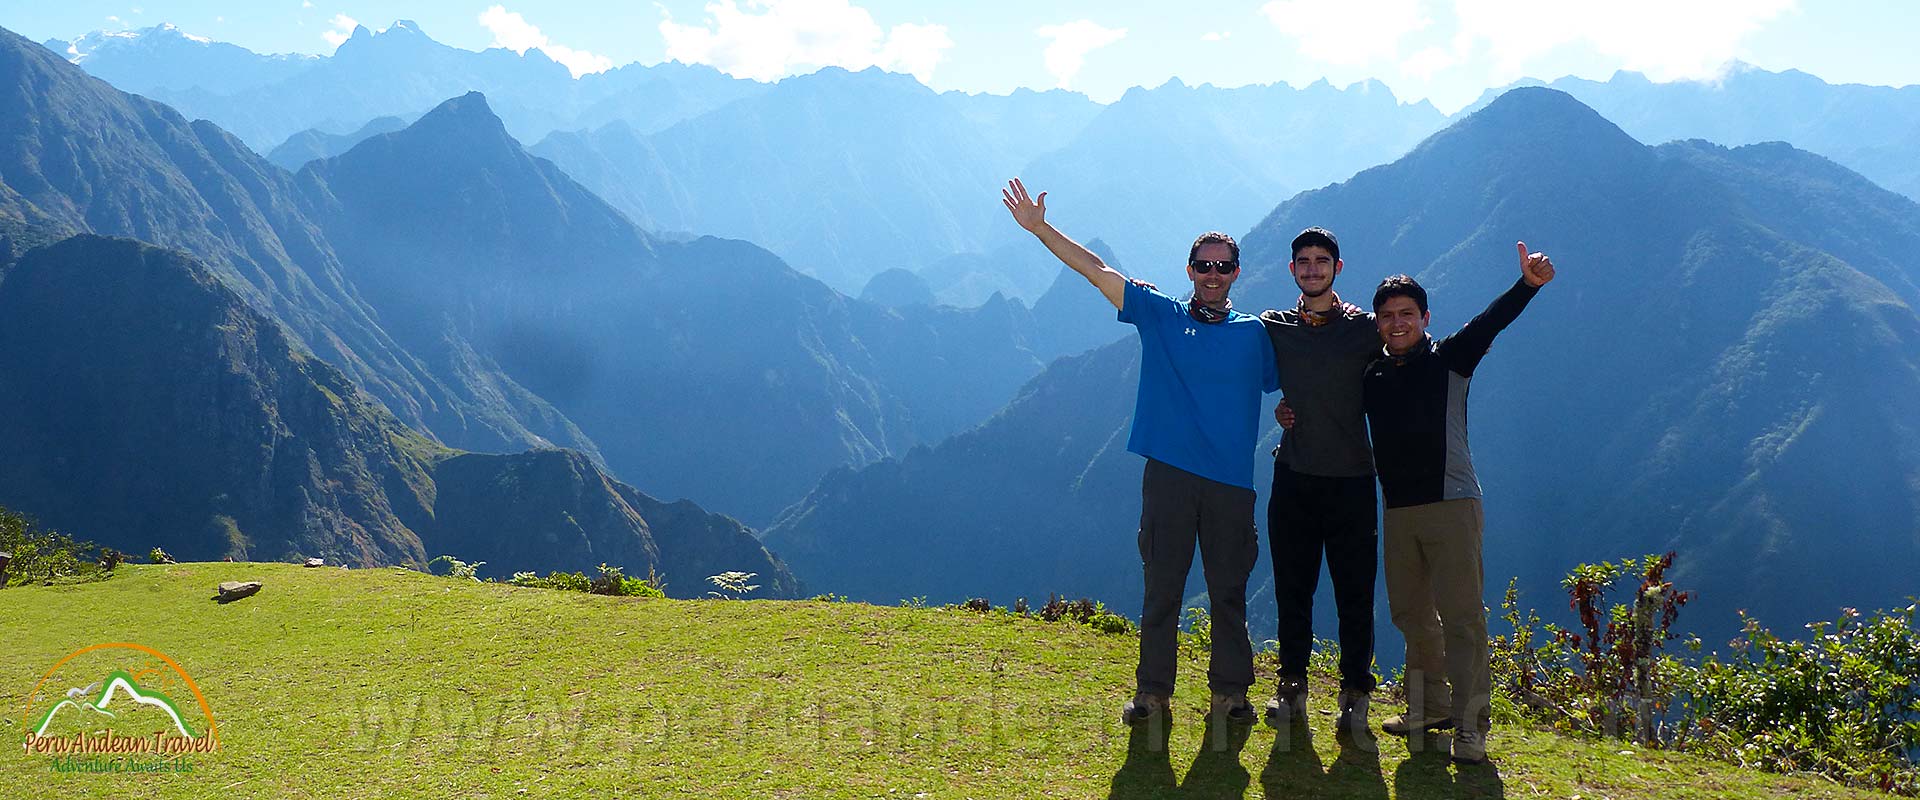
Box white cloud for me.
[1035,20,1125,90]
[1399,45,1456,80]
[876,22,955,84]
[658,0,954,84]
[321,14,357,48]
[479,6,615,77]
[302,1,313,7]
[1260,0,1431,66]
[1450,0,1797,82]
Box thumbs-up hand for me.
[1518,241,1555,287]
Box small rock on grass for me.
[216,580,262,603]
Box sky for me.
[6,0,1919,111]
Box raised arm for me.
[1440,241,1555,376]
[1002,178,1126,309]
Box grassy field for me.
[0,563,1891,799]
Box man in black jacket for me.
[1364,242,1555,765]
[1258,227,1383,735]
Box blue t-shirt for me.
[1117,281,1279,489]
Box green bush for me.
[426,555,485,581]
[0,505,114,587]
[509,570,592,592]
[505,565,665,598]
[938,594,1135,636]
[1086,610,1134,635]
[1494,551,1919,796]
[1670,604,1920,795]
[1492,552,1692,743]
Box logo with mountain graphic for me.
[18,643,219,772]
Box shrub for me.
[426,555,485,581]
[517,570,592,592]
[1494,552,1919,795]
[1670,604,1920,795]
[0,506,113,587]
[707,571,760,600]
[147,547,176,565]
[1086,609,1135,635]
[1038,594,1098,624]
[507,565,663,597]
[592,563,666,598]
[1492,552,1692,743]
[934,593,1134,636]
[590,563,628,596]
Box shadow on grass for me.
[1392,732,1506,799]
[1256,719,1389,799]
[1106,713,1252,799]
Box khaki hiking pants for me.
[1384,497,1491,733]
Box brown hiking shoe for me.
[1210,692,1257,724]
[1451,729,1488,764]
[1336,690,1372,735]
[1263,677,1307,726]
[1380,711,1455,736]
[1122,693,1169,727]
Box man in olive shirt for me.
[1259,227,1383,735]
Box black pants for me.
[1136,459,1259,697]
[1268,465,1378,692]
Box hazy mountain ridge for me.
[0,235,801,596]
[266,114,414,170]
[1464,64,1920,201]
[43,23,318,96]
[532,66,1018,294]
[1020,77,1447,286]
[48,20,767,153]
[299,90,1049,523]
[0,25,590,459]
[7,24,1054,534]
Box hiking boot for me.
[1381,711,1454,736]
[1450,729,1488,764]
[1336,690,1371,734]
[1210,692,1257,724]
[1263,677,1307,726]
[1121,693,1169,727]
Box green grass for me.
[0,564,1892,799]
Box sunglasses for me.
[1190,259,1239,274]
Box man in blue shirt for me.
[1003,178,1279,726]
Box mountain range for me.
[0,235,799,597]
[50,23,1919,306]
[1465,63,1920,203]
[0,20,1066,570]
[42,21,765,152]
